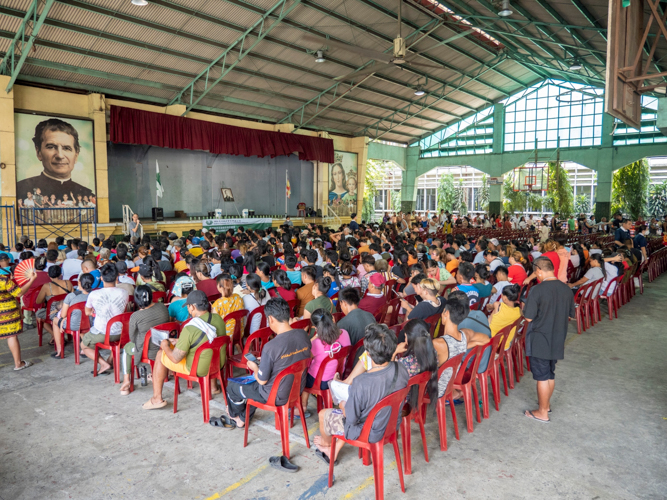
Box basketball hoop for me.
[512,165,548,192]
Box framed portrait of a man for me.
[15,113,96,210]
[221,188,235,202]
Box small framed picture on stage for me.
[15,112,97,210]
[221,188,235,202]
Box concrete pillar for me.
[595,112,616,221]
[0,76,16,208]
[400,146,419,212]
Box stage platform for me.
[16,216,349,242]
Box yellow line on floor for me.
[338,461,396,500]
[205,463,269,500]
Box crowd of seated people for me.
[0,208,660,484]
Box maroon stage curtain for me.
[109,106,334,163]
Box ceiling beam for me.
[0,0,55,91]
[47,2,468,118]
[143,0,505,102]
[167,0,301,113]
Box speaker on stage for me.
[152,207,164,221]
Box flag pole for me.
[285,169,288,216]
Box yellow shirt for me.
[489,303,521,350]
[211,294,245,335]
[173,260,188,273]
[189,247,204,257]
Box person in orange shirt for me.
[445,247,459,273]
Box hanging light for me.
[314,50,325,63]
[498,0,512,17]
[414,87,425,96]
[569,59,582,70]
[131,0,148,5]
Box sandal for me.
[315,449,338,466]
[142,399,168,410]
[13,360,33,371]
[269,455,299,473]
[209,415,237,429]
[50,352,65,359]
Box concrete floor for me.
[1,277,666,500]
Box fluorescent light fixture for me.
[569,60,582,70]
[414,87,425,96]
[498,0,512,16]
[131,0,148,5]
[315,50,325,63]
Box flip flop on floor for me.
[13,360,33,371]
[315,449,338,466]
[142,399,168,410]
[524,410,550,423]
[209,415,237,429]
[269,455,299,473]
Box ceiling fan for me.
[302,0,443,82]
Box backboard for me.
[512,165,548,192]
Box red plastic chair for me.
[228,326,274,375]
[304,346,351,412]
[163,271,176,287]
[453,343,488,433]
[223,309,248,371]
[291,283,300,291]
[36,293,68,350]
[600,275,623,320]
[327,385,410,500]
[384,297,401,326]
[373,301,390,323]
[290,318,311,334]
[431,352,464,451]
[93,312,133,384]
[573,280,593,334]
[287,299,300,318]
[344,338,365,378]
[244,358,310,459]
[130,321,180,392]
[476,326,512,418]
[384,279,397,298]
[173,335,230,423]
[332,312,345,323]
[152,291,166,303]
[244,306,266,339]
[499,318,525,391]
[400,370,432,475]
[424,313,442,338]
[62,302,91,363]
[21,287,44,344]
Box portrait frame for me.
[328,151,358,217]
[14,111,97,210]
[221,187,235,202]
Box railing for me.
[18,207,97,242]
[324,205,342,228]
[0,204,16,248]
[122,205,135,236]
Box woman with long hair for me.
[322,264,341,298]
[211,274,245,335]
[272,269,296,301]
[507,251,529,284]
[255,261,275,290]
[301,276,334,320]
[569,253,606,291]
[328,163,347,204]
[301,308,351,412]
[243,273,269,334]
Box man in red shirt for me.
[358,273,387,317]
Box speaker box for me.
[152,207,164,221]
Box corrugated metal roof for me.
[0,0,652,143]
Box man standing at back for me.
[523,257,575,423]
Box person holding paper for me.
[143,290,225,410]
[118,285,169,396]
[314,324,409,465]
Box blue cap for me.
[192,237,201,245]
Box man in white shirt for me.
[62,248,86,280]
[80,263,129,374]
[473,240,488,265]
[66,239,81,259]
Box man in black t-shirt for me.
[523,257,575,424]
[219,298,311,428]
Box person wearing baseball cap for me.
[358,272,387,317]
[144,289,226,410]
